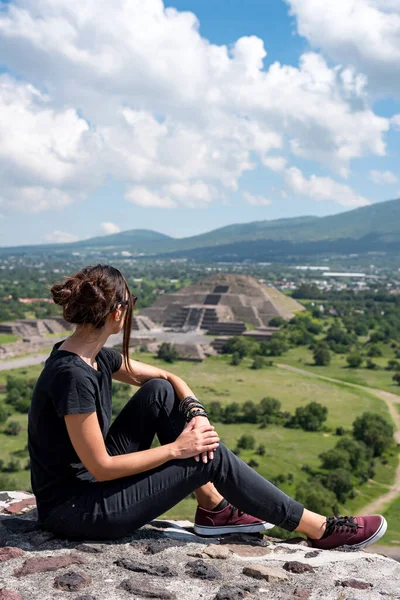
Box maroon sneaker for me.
[193,503,273,536]
[311,515,387,550]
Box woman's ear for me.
[112,305,123,323]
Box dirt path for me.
[277,363,400,514]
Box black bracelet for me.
[179,395,199,412]
[186,409,208,422]
[184,405,207,421]
[183,402,206,414]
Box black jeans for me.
[42,379,304,540]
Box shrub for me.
[251,356,266,370]
[231,352,242,366]
[287,402,328,432]
[0,403,8,425]
[346,353,363,368]
[324,468,353,503]
[366,359,378,370]
[313,344,331,366]
[236,434,256,450]
[4,458,21,473]
[295,480,338,515]
[393,371,400,386]
[157,342,179,363]
[247,459,259,468]
[4,421,22,436]
[256,444,266,456]
[353,412,394,457]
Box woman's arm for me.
[112,355,215,463]
[112,356,195,400]
[64,412,219,481]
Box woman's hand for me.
[171,420,219,460]
[192,414,218,463]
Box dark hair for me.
[50,264,134,376]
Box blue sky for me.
[1,0,399,246]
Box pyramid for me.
[141,274,304,332]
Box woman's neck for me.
[59,326,110,366]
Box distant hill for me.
[1,198,399,260]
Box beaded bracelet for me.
[179,395,200,413]
[184,405,207,421]
[186,409,208,422]
[183,402,206,413]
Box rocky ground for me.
[0,492,399,600]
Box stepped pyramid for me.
[141,274,304,334]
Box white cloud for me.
[262,156,287,172]
[0,186,74,212]
[286,0,400,97]
[391,115,400,131]
[165,181,215,206]
[100,222,121,235]
[44,230,79,243]
[125,186,176,208]
[243,192,272,206]
[369,170,398,185]
[0,0,393,216]
[285,167,370,207]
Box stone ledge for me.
[0,492,399,600]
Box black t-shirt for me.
[28,340,123,520]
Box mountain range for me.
[2,198,399,261]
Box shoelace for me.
[229,504,245,520]
[324,516,363,537]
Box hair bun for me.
[77,280,104,305]
[51,284,72,307]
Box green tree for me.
[393,371,400,386]
[208,401,224,422]
[325,468,353,503]
[353,412,394,457]
[0,403,8,425]
[157,342,179,363]
[231,351,242,366]
[289,402,328,432]
[223,402,241,424]
[269,317,285,327]
[258,396,282,424]
[242,401,258,423]
[256,444,266,456]
[367,344,382,357]
[346,352,363,368]
[313,344,331,366]
[319,448,351,471]
[4,421,22,436]
[251,356,266,370]
[236,434,256,450]
[295,480,338,515]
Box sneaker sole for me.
[193,521,272,536]
[344,516,388,550]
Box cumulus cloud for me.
[262,156,287,172]
[286,0,400,97]
[243,192,272,206]
[285,167,370,207]
[391,115,400,131]
[369,170,398,185]
[0,0,392,214]
[44,230,80,243]
[125,186,176,208]
[101,222,121,235]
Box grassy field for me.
[0,334,19,344]
[0,351,398,541]
[382,497,400,545]
[281,345,400,394]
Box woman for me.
[28,264,387,547]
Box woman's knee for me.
[142,377,175,395]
